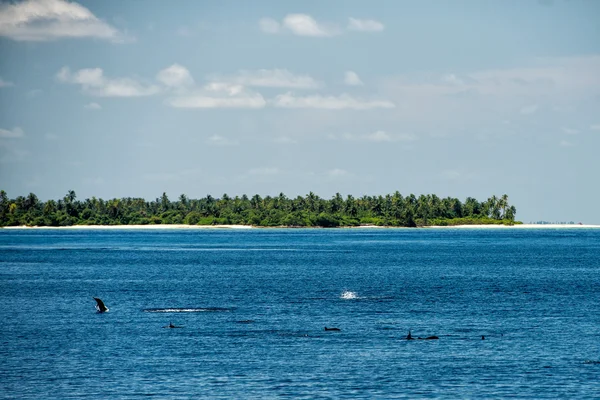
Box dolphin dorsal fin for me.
[93,297,108,313]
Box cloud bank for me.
[0,0,129,42]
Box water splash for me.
[340,291,358,300]
[143,307,232,313]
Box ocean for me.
[1,228,599,399]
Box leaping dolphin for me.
[93,297,108,313]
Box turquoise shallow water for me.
[0,228,599,399]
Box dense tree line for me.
[0,190,518,228]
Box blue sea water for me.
[0,228,599,399]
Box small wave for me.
[584,360,600,365]
[340,291,359,300]
[143,307,232,313]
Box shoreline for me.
[1,224,599,230]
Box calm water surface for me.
[0,228,599,399]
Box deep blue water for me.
[1,228,599,399]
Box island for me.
[0,190,518,228]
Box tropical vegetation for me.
[0,190,519,228]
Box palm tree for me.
[499,194,509,219]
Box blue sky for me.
[1,0,599,223]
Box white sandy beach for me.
[1,224,599,230]
[0,224,254,230]
[427,224,600,229]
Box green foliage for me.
[0,189,519,228]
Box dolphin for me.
[324,327,341,331]
[163,322,183,329]
[93,297,108,313]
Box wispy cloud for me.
[165,83,266,109]
[273,136,297,144]
[248,167,280,176]
[260,15,384,36]
[561,127,578,135]
[347,18,384,32]
[259,14,340,37]
[0,127,24,139]
[258,18,281,34]
[344,71,363,86]
[327,168,349,178]
[84,102,101,110]
[272,93,394,110]
[156,64,194,88]
[559,140,574,147]
[26,89,42,98]
[331,131,416,142]
[519,104,539,115]
[206,135,239,146]
[590,124,600,131]
[0,78,14,87]
[0,0,130,42]
[441,170,461,180]
[210,69,319,89]
[56,67,160,97]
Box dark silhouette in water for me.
[163,322,183,328]
[93,297,108,313]
[324,327,341,331]
[406,331,438,340]
[418,336,439,340]
[482,335,485,340]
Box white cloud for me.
[165,82,266,109]
[347,18,384,32]
[561,127,578,135]
[272,93,395,110]
[0,127,24,138]
[259,17,280,34]
[56,66,160,97]
[559,140,574,147]
[520,104,539,115]
[261,14,339,37]
[0,0,128,42]
[156,64,194,88]
[344,71,363,86]
[590,124,600,131]
[206,135,239,146]
[441,74,464,85]
[211,69,319,89]
[284,14,339,37]
[0,78,14,87]
[84,102,101,110]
